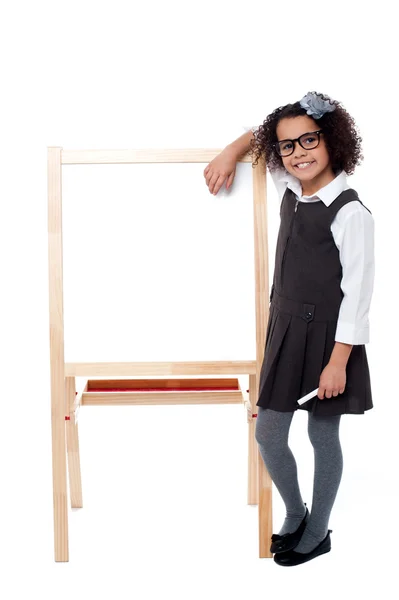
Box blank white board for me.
[61,161,257,362]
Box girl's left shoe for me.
[273,529,332,566]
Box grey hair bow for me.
[299,92,336,119]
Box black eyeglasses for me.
[273,130,323,157]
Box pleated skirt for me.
[257,290,373,416]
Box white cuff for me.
[334,321,370,345]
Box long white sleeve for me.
[333,208,375,345]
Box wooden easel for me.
[47,146,273,562]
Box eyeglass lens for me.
[277,132,320,157]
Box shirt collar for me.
[275,168,348,207]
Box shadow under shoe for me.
[270,504,309,554]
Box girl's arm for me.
[318,204,374,398]
[333,207,375,346]
[226,130,254,159]
[329,342,353,368]
[204,130,254,195]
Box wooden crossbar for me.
[48,146,272,562]
[65,360,257,377]
[61,148,253,164]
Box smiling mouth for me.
[294,161,315,170]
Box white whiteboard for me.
[61,161,257,362]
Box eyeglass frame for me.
[273,129,323,157]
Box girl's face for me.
[276,116,335,192]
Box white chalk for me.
[297,387,319,405]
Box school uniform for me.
[257,168,375,416]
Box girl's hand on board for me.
[203,147,238,195]
[317,363,346,399]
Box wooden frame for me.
[47,146,273,562]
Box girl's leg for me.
[255,407,307,535]
[294,412,343,553]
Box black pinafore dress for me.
[257,187,373,416]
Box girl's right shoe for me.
[270,504,309,553]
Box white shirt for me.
[243,126,375,345]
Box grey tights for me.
[255,407,343,553]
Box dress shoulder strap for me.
[328,188,372,220]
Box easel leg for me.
[248,374,258,506]
[248,374,273,558]
[66,377,83,508]
[258,445,273,558]
[51,377,69,561]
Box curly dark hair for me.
[249,91,364,176]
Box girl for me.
[203,91,375,566]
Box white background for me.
[1,0,397,597]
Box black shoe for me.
[270,504,309,553]
[273,529,332,566]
